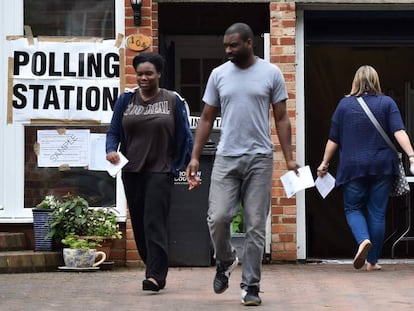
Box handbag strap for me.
[356,96,398,154]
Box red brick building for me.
[2,1,414,267]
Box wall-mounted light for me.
[130,0,143,26]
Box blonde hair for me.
[349,65,382,96]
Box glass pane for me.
[202,58,223,83]
[181,59,200,84]
[181,86,201,115]
[24,126,115,208]
[24,0,115,38]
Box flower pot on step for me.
[32,208,53,251]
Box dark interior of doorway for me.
[305,11,414,260]
[158,3,270,266]
[159,3,269,36]
[158,3,269,102]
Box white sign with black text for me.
[7,38,120,123]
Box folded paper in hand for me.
[315,173,336,199]
[106,152,129,177]
[280,165,315,198]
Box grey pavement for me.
[1,261,414,311]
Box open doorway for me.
[158,3,269,116]
[304,10,414,259]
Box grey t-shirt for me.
[202,58,288,156]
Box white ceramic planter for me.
[63,248,106,268]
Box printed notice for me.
[315,173,336,199]
[37,129,89,167]
[88,133,109,171]
[280,165,315,198]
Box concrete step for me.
[0,250,63,273]
[0,232,27,251]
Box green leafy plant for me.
[46,193,122,242]
[231,203,244,234]
[61,234,102,250]
[46,194,90,241]
[86,208,122,239]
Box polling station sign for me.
[6,37,122,123]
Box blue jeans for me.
[342,175,393,264]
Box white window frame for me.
[0,0,126,223]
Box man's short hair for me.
[224,23,254,42]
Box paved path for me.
[1,262,414,311]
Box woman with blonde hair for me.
[317,65,414,271]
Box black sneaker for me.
[241,286,262,306]
[213,257,239,294]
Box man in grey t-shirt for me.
[186,22,298,306]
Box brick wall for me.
[270,2,297,262]
[123,1,298,265]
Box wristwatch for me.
[408,154,414,159]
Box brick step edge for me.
[0,250,63,273]
[0,233,27,251]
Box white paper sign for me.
[88,133,109,171]
[8,38,120,123]
[280,165,315,198]
[37,129,90,167]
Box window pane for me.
[23,1,116,208]
[181,86,201,115]
[202,58,223,83]
[181,59,200,84]
[24,0,115,38]
[24,126,115,208]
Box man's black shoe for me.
[241,285,262,306]
[213,257,239,294]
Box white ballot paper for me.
[280,165,315,198]
[106,152,129,177]
[315,173,336,199]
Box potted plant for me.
[62,234,103,250]
[82,207,123,261]
[46,193,122,260]
[61,234,106,268]
[46,194,91,242]
[33,194,60,251]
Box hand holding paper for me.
[106,152,129,177]
[315,172,336,199]
[280,165,315,198]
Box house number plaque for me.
[125,34,151,52]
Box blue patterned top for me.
[329,94,405,186]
